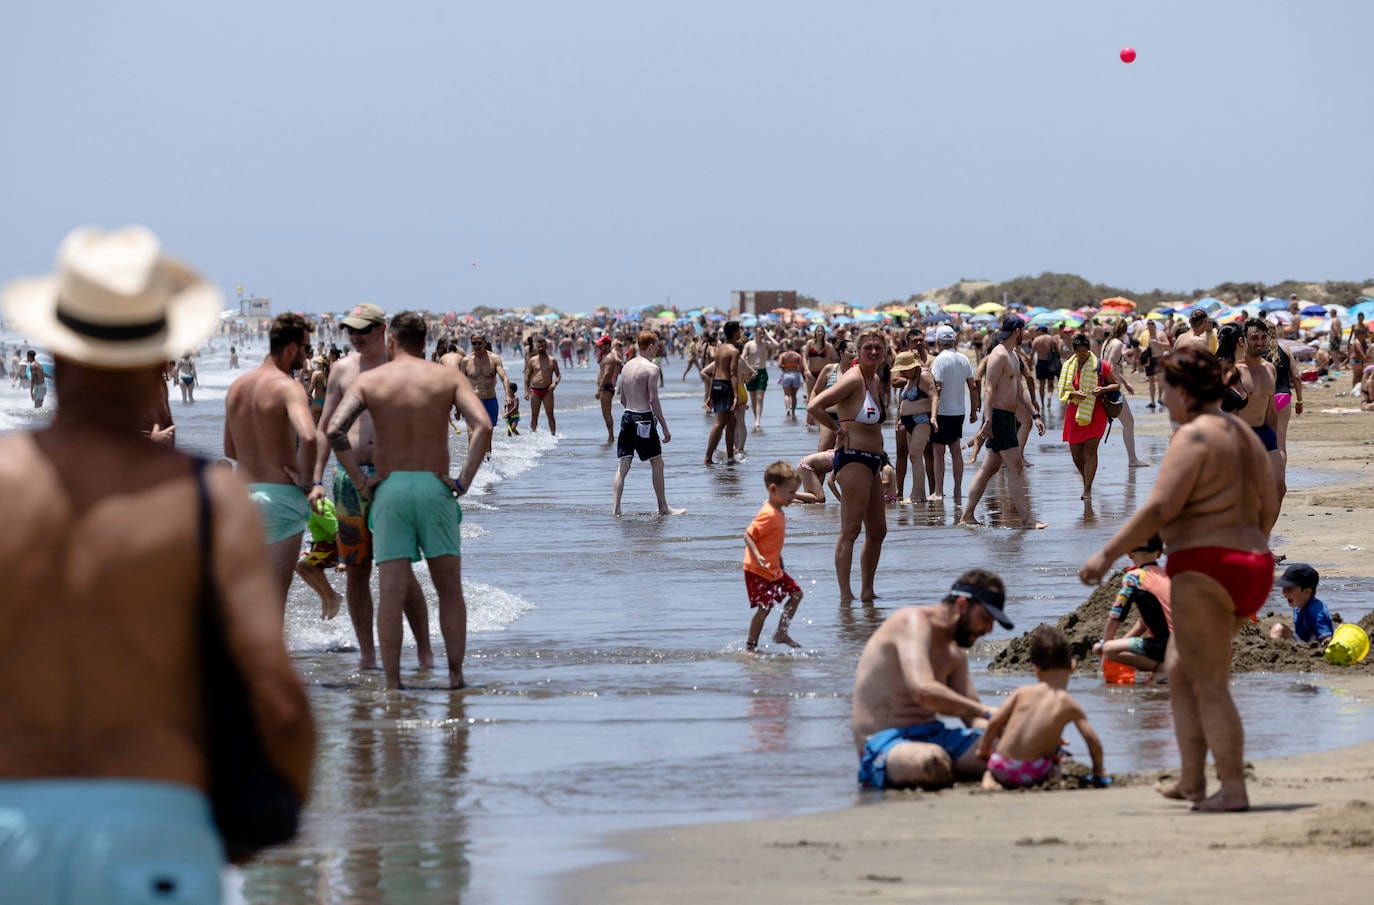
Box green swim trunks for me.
[368,471,464,563]
[247,482,311,544]
[745,368,769,392]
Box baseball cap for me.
[1189,308,1207,322]
[935,325,957,344]
[951,581,1013,630]
[1277,563,1319,590]
[341,303,386,330]
[998,315,1025,340]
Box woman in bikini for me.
[810,355,850,453]
[803,326,837,426]
[891,351,938,503]
[1078,346,1277,812]
[807,329,889,604]
[1101,318,1148,467]
[777,341,805,418]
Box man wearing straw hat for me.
[0,225,314,890]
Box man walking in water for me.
[25,349,47,408]
[595,338,625,443]
[704,320,743,464]
[327,312,493,690]
[460,332,509,428]
[224,313,320,606]
[524,336,561,433]
[741,328,780,432]
[0,225,315,889]
[613,331,684,517]
[958,316,1046,529]
[313,302,433,673]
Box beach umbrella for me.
[685,309,704,318]
[943,303,975,314]
[705,313,726,322]
[1101,297,1135,310]
[1195,296,1223,311]
[1153,307,1177,316]
[1299,304,1327,317]
[1059,314,1084,328]
[911,300,941,315]
[1301,317,1330,334]
[1347,299,1374,319]
[1257,297,1290,312]
[923,312,953,324]
[656,310,675,319]
[972,302,1005,315]
[1265,311,1293,326]
[739,313,758,326]
[1029,312,1061,326]
[1278,339,1315,359]
[522,313,536,323]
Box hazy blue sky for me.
[3,2,1369,314]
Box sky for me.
[2,1,1370,314]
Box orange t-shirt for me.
[743,502,785,580]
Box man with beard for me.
[851,569,1013,789]
[225,312,320,607]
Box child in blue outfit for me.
[1269,563,1334,644]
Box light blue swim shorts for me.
[368,471,463,564]
[247,482,311,545]
[0,779,224,904]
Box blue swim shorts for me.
[480,396,499,427]
[857,721,983,788]
[246,482,311,545]
[0,779,223,903]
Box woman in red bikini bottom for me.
[1078,347,1279,813]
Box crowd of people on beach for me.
[2,224,1371,896]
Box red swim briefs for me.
[1165,546,1274,619]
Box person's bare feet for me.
[955,512,982,526]
[417,649,435,670]
[1192,789,1249,812]
[773,630,801,648]
[981,770,1001,792]
[321,590,342,621]
[658,506,687,515]
[448,669,465,690]
[1156,777,1205,802]
[928,492,943,501]
[1129,460,1151,468]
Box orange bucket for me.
[1102,660,1136,684]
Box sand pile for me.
[989,571,1373,676]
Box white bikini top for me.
[853,388,883,425]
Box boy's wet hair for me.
[508,381,518,394]
[1029,625,1073,671]
[763,460,798,488]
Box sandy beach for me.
[566,376,1374,905]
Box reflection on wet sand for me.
[247,692,473,905]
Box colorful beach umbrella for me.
[943,303,975,314]
[1101,297,1135,310]
[972,302,1005,315]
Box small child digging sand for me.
[742,461,804,651]
[977,625,1108,789]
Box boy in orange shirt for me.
[743,461,804,651]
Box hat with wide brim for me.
[1,226,221,369]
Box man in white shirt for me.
[929,326,979,502]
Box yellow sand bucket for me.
[1324,624,1370,666]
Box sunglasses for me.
[347,323,380,336]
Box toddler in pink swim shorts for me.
[976,625,1109,790]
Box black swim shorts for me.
[931,413,964,446]
[710,380,734,414]
[617,410,663,460]
[986,408,1021,453]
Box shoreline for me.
[563,378,1374,904]
[564,674,1374,905]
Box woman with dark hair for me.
[1101,318,1147,467]
[1079,345,1277,812]
[1213,323,1248,412]
[808,329,890,604]
[1057,334,1119,499]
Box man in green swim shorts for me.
[225,312,321,608]
[327,311,493,690]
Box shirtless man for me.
[741,329,780,431]
[851,569,1011,788]
[224,313,320,606]
[523,336,561,433]
[594,339,625,442]
[957,316,1046,528]
[313,303,433,673]
[326,312,493,690]
[1143,320,1171,408]
[1172,309,1213,356]
[26,349,47,408]
[0,226,314,882]
[438,338,465,371]
[612,331,683,517]
[461,332,509,429]
[1329,309,1344,368]
[1238,318,1284,528]
[703,321,744,464]
[1030,326,1056,413]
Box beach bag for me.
[1098,362,1123,420]
[194,460,302,862]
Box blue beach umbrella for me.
[1300,304,1328,317]
[1257,297,1290,312]
[923,311,953,324]
[1347,299,1374,319]
[1195,297,1223,310]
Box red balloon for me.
[1120,47,1136,64]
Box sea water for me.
[3,330,1372,905]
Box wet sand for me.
[565,374,1374,905]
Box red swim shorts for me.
[1166,546,1274,619]
[745,570,801,610]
